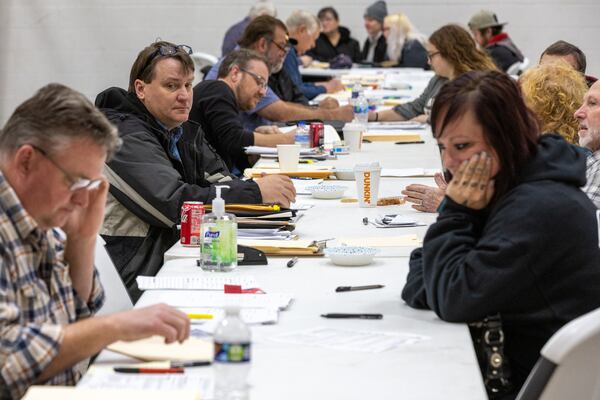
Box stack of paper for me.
[368,121,426,130]
[238,228,294,240]
[23,387,200,400]
[182,307,279,325]
[238,239,321,255]
[371,215,426,228]
[137,291,294,310]
[245,146,318,156]
[136,275,258,291]
[363,130,422,142]
[244,164,334,179]
[107,336,213,362]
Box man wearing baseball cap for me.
[361,0,388,64]
[468,10,524,72]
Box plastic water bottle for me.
[214,307,251,400]
[295,121,310,148]
[351,82,362,107]
[354,93,369,127]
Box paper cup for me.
[353,162,381,207]
[277,144,300,172]
[343,122,364,152]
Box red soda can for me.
[180,201,204,246]
[309,122,324,147]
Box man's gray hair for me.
[217,49,269,79]
[249,1,277,19]
[0,83,121,162]
[286,10,319,35]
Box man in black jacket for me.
[361,1,388,64]
[468,10,524,72]
[190,49,295,172]
[96,41,296,300]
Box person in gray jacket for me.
[371,24,496,123]
[96,41,295,301]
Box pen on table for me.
[113,367,184,374]
[187,313,214,320]
[321,313,383,319]
[335,284,385,292]
[394,140,425,145]
[287,256,298,268]
[171,361,212,368]
[299,159,314,164]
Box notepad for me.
[238,239,320,255]
[136,276,258,291]
[339,234,422,247]
[244,166,334,179]
[23,387,200,400]
[107,336,213,362]
[136,291,294,310]
[363,130,422,142]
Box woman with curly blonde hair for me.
[373,24,497,122]
[520,61,588,144]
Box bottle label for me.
[214,342,251,363]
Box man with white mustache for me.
[575,80,600,208]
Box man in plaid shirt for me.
[0,84,191,399]
[576,81,600,208]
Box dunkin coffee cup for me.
[343,122,364,152]
[353,162,381,207]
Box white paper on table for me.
[244,146,317,155]
[339,234,422,247]
[290,201,315,210]
[181,307,279,325]
[270,327,428,353]
[136,275,258,291]
[78,366,212,396]
[24,387,201,400]
[381,168,440,177]
[367,122,426,130]
[137,291,294,310]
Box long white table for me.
[93,129,486,398]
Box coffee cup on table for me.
[277,144,300,172]
[353,162,382,207]
[343,122,364,152]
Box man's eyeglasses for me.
[240,68,269,90]
[30,145,102,192]
[143,44,193,73]
[427,51,441,61]
[268,38,292,54]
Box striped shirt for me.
[583,150,600,209]
[0,171,105,399]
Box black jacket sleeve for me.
[191,85,254,171]
[402,195,551,323]
[107,117,261,229]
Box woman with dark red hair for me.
[402,70,600,399]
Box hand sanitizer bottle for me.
[200,185,238,272]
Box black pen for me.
[171,361,212,368]
[287,257,298,268]
[394,140,425,145]
[335,284,385,292]
[321,313,383,319]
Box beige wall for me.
[1,0,599,123]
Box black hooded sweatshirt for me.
[402,135,600,397]
[306,26,361,63]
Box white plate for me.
[324,246,378,266]
[305,185,346,199]
[334,169,355,181]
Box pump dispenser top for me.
[213,185,228,217]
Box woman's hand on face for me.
[446,152,495,210]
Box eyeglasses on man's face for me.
[30,145,102,192]
[268,38,292,54]
[239,67,269,90]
